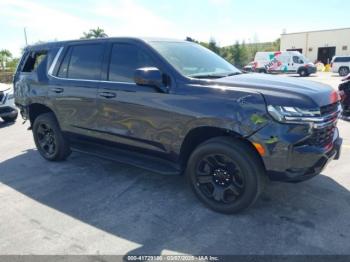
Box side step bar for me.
[70,141,182,176]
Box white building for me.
[280,27,350,64]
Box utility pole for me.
[24,27,28,46]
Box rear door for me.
[48,42,106,136]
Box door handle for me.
[52,87,64,93]
[99,91,116,99]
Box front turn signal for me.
[253,142,265,156]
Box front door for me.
[289,55,304,73]
[95,42,176,155]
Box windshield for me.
[149,41,241,78]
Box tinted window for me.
[334,57,350,63]
[57,48,72,78]
[57,44,104,80]
[108,43,156,82]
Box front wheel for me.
[186,137,266,214]
[299,68,307,77]
[32,112,71,161]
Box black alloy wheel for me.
[186,137,265,214]
[36,122,57,158]
[195,153,245,204]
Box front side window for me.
[108,43,156,82]
[293,56,302,64]
[149,41,240,78]
[57,44,104,80]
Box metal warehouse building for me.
[280,27,350,64]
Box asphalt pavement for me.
[0,73,349,255]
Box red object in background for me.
[330,90,340,104]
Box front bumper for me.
[269,135,342,182]
[0,92,17,117]
[250,122,342,183]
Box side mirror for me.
[134,67,167,92]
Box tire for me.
[339,67,350,77]
[2,112,18,123]
[299,68,307,77]
[186,137,266,214]
[32,112,71,161]
[259,69,267,74]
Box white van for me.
[254,51,316,77]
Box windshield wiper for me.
[190,72,241,79]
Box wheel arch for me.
[179,126,265,171]
[28,103,56,126]
[297,66,306,73]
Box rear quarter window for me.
[22,51,48,72]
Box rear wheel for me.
[32,112,71,161]
[186,137,265,214]
[339,67,350,77]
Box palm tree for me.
[0,49,12,71]
[81,27,108,39]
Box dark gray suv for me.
[14,38,342,213]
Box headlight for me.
[267,105,321,123]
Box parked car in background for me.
[331,56,350,76]
[254,51,316,77]
[14,38,342,214]
[242,61,257,72]
[339,74,350,120]
[0,84,18,123]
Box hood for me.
[207,73,336,109]
[0,84,11,92]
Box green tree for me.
[272,38,280,51]
[7,58,19,71]
[208,38,220,54]
[232,41,242,67]
[0,49,12,70]
[239,41,249,67]
[81,27,108,39]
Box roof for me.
[25,37,185,50]
[281,27,350,36]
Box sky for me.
[0,0,349,57]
